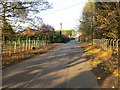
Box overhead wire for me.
[39,1,86,16]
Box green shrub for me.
[16,33,70,43]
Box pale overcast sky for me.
[35,0,88,30]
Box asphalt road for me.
[2,40,99,88]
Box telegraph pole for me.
[60,22,62,36]
[90,2,93,44]
[117,0,120,39]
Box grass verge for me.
[2,45,56,69]
[79,42,92,45]
[81,44,119,88]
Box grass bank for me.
[80,43,119,88]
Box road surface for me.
[2,40,99,88]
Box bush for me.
[61,35,70,43]
[16,33,70,43]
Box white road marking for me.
[23,70,43,88]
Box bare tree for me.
[38,24,55,35]
[28,16,44,30]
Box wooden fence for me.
[93,39,120,55]
[2,40,48,63]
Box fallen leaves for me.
[84,45,119,88]
[2,46,55,69]
[112,86,115,88]
[113,69,119,78]
[97,77,101,80]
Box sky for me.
[35,0,88,30]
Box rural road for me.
[2,40,99,88]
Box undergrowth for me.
[82,45,119,88]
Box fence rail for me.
[93,39,120,55]
[2,40,48,53]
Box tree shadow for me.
[25,70,99,88]
[2,41,94,88]
[67,59,88,68]
[56,70,99,88]
[3,57,86,88]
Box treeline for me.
[79,2,120,42]
[2,28,70,43]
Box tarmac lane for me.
[2,40,99,88]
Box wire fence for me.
[2,40,48,65]
[93,39,120,55]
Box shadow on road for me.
[3,41,98,88]
[54,70,99,88]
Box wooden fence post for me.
[110,39,113,51]
[93,39,95,46]
[9,41,12,56]
[29,40,31,50]
[116,39,120,56]
[113,39,115,50]
[40,40,42,46]
[33,40,35,48]
[14,41,17,53]
[35,40,37,48]
[26,40,28,50]
[31,40,33,49]
[46,40,48,46]
[43,40,45,46]
[106,39,109,50]
[22,40,24,51]
[39,40,41,47]
[37,40,39,48]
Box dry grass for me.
[82,45,119,88]
[2,45,55,69]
